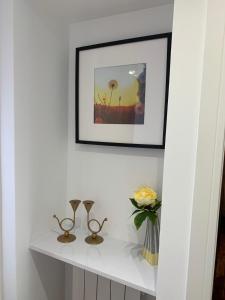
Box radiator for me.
[66,266,155,300]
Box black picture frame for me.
[75,32,171,149]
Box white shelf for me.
[29,231,157,296]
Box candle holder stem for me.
[83,200,107,245]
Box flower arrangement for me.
[130,186,161,230]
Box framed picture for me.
[75,33,171,149]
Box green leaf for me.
[144,200,161,212]
[134,211,148,230]
[131,209,141,216]
[152,200,161,211]
[129,198,145,210]
[129,198,140,209]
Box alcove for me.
[26,3,174,299]
[7,1,173,299]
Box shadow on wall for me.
[31,251,65,300]
[74,143,164,159]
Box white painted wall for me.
[186,1,225,299]
[67,5,174,244]
[11,0,68,299]
[156,0,225,299]
[0,0,17,299]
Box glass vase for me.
[142,218,160,265]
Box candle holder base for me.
[57,233,76,243]
[85,234,104,245]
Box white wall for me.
[67,5,173,244]
[186,1,225,299]
[156,0,223,299]
[12,0,69,299]
[0,0,17,299]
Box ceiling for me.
[28,0,173,24]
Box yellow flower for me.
[134,186,157,207]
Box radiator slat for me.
[110,281,126,300]
[72,267,84,300]
[125,287,141,300]
[84,271,98,300]
[97,276,110,300]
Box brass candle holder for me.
[53,199,81,243]
[83,200,107,245]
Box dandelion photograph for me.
[94,63,146,124]
[76,33,171,148]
